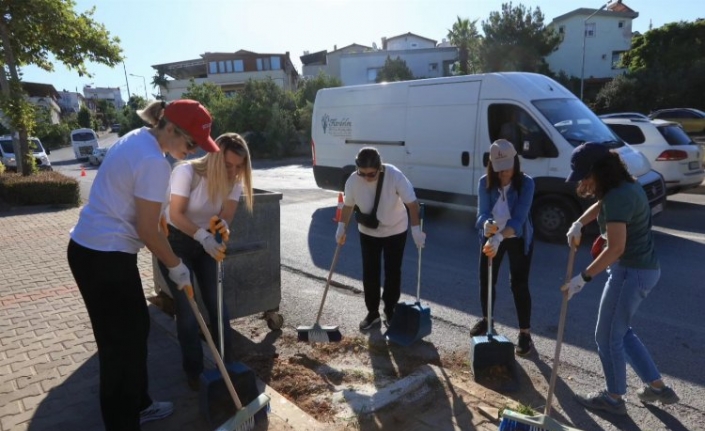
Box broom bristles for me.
[296,323,342,343]
[215,393,270,431]
[499,409,583,431]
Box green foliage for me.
[261,103,298,158]
[0,160,5,175]
[117,96,149,136]
[294,72,342,142]
[77,106,93,129]
[151,66,170,100]
[481,2,560,72]
[0,171,80,207]
[181,79,225,109]
[622,20,705,75]
[376,56,415,83]
[33,108,76,149]
[447,16,483,74]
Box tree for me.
[151,66,170,100]
[295,71,342,141]
[622,20,705,75]
[77,106,93,129]
[447,16,482,75]
[480,2,560,72]
[0,0,122,175]
[376,56,415,83]
[181,79,225,109]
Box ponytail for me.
[137,101,168,128]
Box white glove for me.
[411,225,426,248]
[566,221,583,247]
[167,260,192,291]
[483,233,504,257]
[194,228,225,261]
[335,222,346,244]
[483,219,498,238]
[561,274,587,300]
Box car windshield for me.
[0,139,44,154]
[72,132,96,141]
[658,125,695,146]
[533,99,624,148]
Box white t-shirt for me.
[70,127,172,254]
[343,163,417,238]
[165,163,243,230]
[492,184,512,232]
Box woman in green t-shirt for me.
[561,142,679,416]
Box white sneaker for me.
[140,401,174,425]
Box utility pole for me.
[129,73,148,101]
[580,2,609,101]
[123,61,131,99]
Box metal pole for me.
[129,73,148,101]
[580,3,608,101]
[122,61,131,99]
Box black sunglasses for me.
[175,126,197,150]
[356,170,378,178]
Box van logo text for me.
[322,114,352,138]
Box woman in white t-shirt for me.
[473,139,535,357]
[67,100,220,430]
[157,133,254,390]
[335,147,426,331]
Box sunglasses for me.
[356,170,378,178]
[175,126,197,151]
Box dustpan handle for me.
[415,204,424,303]
[545,242,577,416]
[315,241,343,324]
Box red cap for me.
[163,100,219,152]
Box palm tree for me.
[447,16,482,75]
[151,66,169,100]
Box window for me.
[225,60,233,73]
[233,59,244,72]
[209,61,218,74]
[488,104,557,158]
[428,63,438,72]
[606,124,645,144]
[585,22,596,38]
[611,51,626,69]
[367,68,380,82]
[558,25,565,34]
[271,56,281,70]
[257,57,272,71]
[618,21,625,28]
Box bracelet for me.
[581,271,592,282]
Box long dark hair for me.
[577,151,635,199]
[486,155,524,192]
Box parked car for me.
[110,123,121,133]
[649,108,705,135]
[603,118,704,194]
[88,147,109,166]
[599,112,649,120]
[0,135,52,171]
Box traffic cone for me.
[333,192,343,222]
[80,167,86,177]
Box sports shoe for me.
[383,309,394,326]
[515,332,533,356]
[637,385,680,405]
[469,318,488,336]
[140,401,174,425]
[575,391,627,415]
[359,312,381,330]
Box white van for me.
[311,72,667,242]
[0,135,52,171]
[70,128,99,160]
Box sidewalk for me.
[0,206,514,431]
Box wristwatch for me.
[580,271,592,282]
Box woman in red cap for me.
[67,99,219,430]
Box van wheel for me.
[532,195,579,243]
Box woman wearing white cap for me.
[67,100,220,430]
[471,139,535,357]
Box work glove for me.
[566,220,583,248]
[411,225,426,248]
[209,216,230,242]
[167,260,192,291]
[482,233,504,258]
[194,228,226,262]
[483,219,498,238]
[335,222,346,245]
[561,274,587,300]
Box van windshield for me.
[72,132,96,141]
[0,139,44,154]
[533,99,624,148]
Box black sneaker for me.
[469,318,488,336]
[516,332,533,356]
[383,309,394,326]
[359,312,381,330]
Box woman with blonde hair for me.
[158,132,253,390]
[67,99,219,430]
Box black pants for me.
[67,240,152,431]
[359,230,407,316]
[478,237,533,330]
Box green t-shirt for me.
[597,181,659,269]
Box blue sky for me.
[21,0,698,101]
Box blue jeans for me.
[596,264,662,395]
[157,227,231,379]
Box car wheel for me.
[531,195,580,243]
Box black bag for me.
[354,171,384,229]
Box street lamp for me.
[580,2,609,101]
[130,73,148,101]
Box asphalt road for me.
[48,137,705,431]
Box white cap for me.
[489,139,517,172]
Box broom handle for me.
[185,285,244,411]
[315,242,343,324]
[545,242,577,416]
[217,259,224,357]
[415,204,424,303]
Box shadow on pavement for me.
[644,404,691,431]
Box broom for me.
[184,284,270,431]
[499,242,583,431]
[297,241,344,343]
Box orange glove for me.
[209,216,230,243]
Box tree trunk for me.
[459,48,469,75]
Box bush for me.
[0,171,80,207]
[0,161,5,175]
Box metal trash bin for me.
[152,188,284,330]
